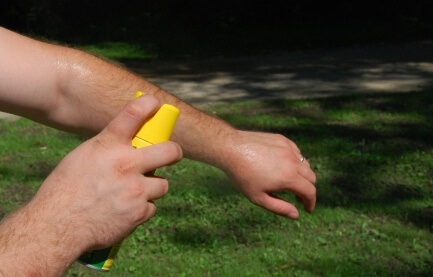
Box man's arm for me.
[0,201,86,276]
[0,95,182,276]
[0,26,316,218]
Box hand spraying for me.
[77,91,180,271]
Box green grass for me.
[79,42,158,61]
[1,91,432,276]
[0,119,84,212]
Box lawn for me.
[0,91,432,276]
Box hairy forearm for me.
[0,26,238,167]
[0,202,85,276]
[51,36,238,167]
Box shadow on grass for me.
[300,256,433,277]
[144,91,433,277]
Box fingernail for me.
[288,211,299,219]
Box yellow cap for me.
[132,104,180,147]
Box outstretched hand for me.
[222,131,316,219]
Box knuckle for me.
[133,203,156,225]
[92,135,113,150]
[144,203,157,222]
[249,194,265,206]
[281,167,299,181]
[152,178,169,198]
[272,134,297,149]
[124,100,143,118]
[113,158,135,176]
[126,181,144,198]
[273,134,289,145]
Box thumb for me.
[257,194,300,219]
[102,95,161,144]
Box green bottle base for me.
[77,242,122,272]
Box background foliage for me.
[1,0,432,58]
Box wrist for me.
[203,128,245,173]
[211,129,266,178]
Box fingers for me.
[292,163,316,213]
[256,179,315,219]
[256,194,300,219]
[136,202,157,225]
[298,161,316,184]
[296,179,317,213]
[276,157,316,215]
[137,175,169,201]
[123,175,170,225]
[292,150,317,213]
[274,142,317,215]
[134,141,183,174]
[103,95,161,144]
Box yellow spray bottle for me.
[77,91,180,271]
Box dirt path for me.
[2,40,433,120]
[125,40,433,108]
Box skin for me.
[0,95,182,276]
[0,26,316,217]
[0,26,316,275]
